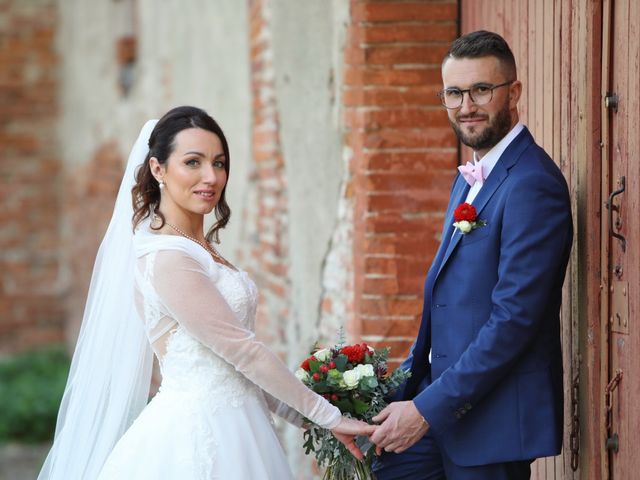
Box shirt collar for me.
[473,122,524,179]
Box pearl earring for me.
[159,180,165,189]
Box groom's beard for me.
[450,100,512,152]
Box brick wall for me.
[0,0,64,354]
[247,0,291,359]
[344,0,459,364]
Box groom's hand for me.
[371,401,429,454]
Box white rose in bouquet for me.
[295,368,310,382]
[355,363,375,378]
[342,369,361,389]
[314,348,331,362]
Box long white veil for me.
[38,120,158,479]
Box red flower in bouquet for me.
[453,202,487,235]
[300,356,316,371]
[340,343,369,364]
[296,331,411,479]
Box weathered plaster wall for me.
[263,2,351,474]
[57,0,251,336]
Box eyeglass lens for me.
[442,85,493,108]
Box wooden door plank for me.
[598,0,613,477]
[534,0,544,141]
[520,0,529,125]
[542,0,554,156]
[626,0,640,474]
[558,1,577,478]
[610,1,630,475]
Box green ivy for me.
[0,346,70,444]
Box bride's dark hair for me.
[131,106,231,243]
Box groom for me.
[370,31,573,479]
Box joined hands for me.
[330,400,429,460]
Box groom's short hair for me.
[443,30,517,80]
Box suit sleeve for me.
[414,170,572,434]
[150,250,341,429]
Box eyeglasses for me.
[437,80,515,109]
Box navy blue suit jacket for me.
[397,127,572,466]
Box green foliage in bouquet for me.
[0,346,70,443]
[297,331,410,479]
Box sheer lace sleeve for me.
[149,249,340,429]
[261,391,304,427]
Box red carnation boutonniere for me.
[453,202,486,235]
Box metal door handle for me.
[606,176,626,251]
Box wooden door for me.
[601,0,640,477]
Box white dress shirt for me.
[463,122,524,204]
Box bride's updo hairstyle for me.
[132,106,231,243]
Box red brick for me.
[368,44,451,66]
[346,0,458,354]
[364,150,457,172]
[362,234,442,258]
[264,260,288,277]
[359,23,458,44]
[344,66,442,87]
[363,127,456,149]
[361,275,425,295]
[0,0,65,354]
[362,213,448,233]
[343,86,441,107]
[352,2,458,23]
[252,129,279,146]
[360,172,446,191]
[344,46,367,65]
[364,257,430,277]
[360,296,424,316]
[361,318,420,337]
[345,107,450,130]
[248,0,293,364]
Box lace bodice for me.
[131,229,341,429]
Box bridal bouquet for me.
[296,331,410,479]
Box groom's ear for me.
[509,80,523,109]
[149,157,164,182]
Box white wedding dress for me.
[96,229,340,479]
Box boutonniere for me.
[453,202,486,234]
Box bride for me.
[38,106,373,479]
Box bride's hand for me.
[330,417,377,461]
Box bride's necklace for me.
[163,220,225,264]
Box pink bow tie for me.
[458,161,484,187]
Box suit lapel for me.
[431,176,469,280]
[434,127,534,280]
[443,176,470,245]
